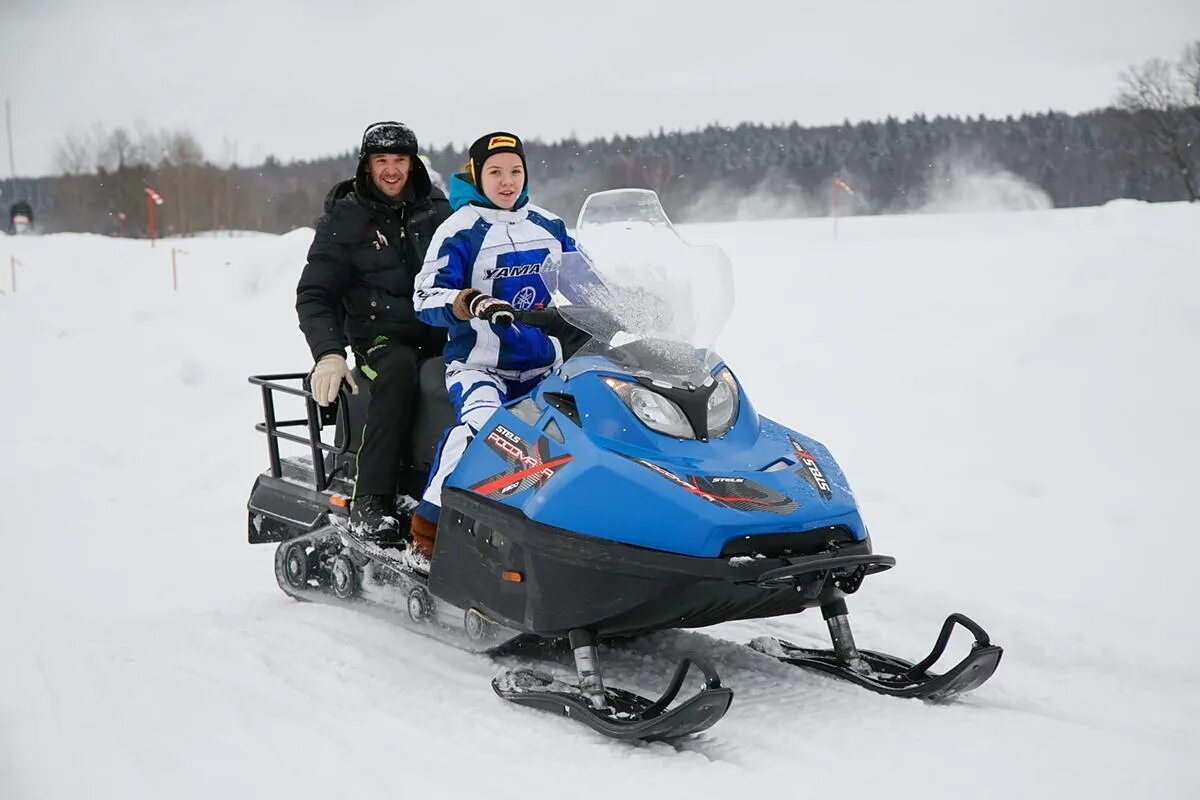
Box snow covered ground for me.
[2,201,1197,799]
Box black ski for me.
[752,612,1002,701]
[493,657,733,741]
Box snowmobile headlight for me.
[603,377,695,439]
[706,368,739,438]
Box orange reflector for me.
[329,495,349,509]
[501,570,523,583]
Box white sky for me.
[2,0,1197,176]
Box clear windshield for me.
[543,190,736,387]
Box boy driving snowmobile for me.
[408,131,578,571]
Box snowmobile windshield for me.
[542,190,735,387]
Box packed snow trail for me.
[1,202,1197,798]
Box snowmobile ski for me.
[493,656,733,742]
[751,610,1002,701]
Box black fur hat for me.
[358,121,419,159]
[355,121,432,200]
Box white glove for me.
[311,353,358,406]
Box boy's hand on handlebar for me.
[454,288,515,327]
[471,294,515,327]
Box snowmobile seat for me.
[409,356,457,471]
[325,356,456,485]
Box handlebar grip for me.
[512,308,561,328]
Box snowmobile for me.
[246,189,1001,742]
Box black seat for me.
[325,357,456,488]
[409,356,457,471]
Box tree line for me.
[4,43,1196,236]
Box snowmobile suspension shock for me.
[821,598,872,676]
[569,629,609,710]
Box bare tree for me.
[1118,45,1200,201]
[54,128,97,175]
[159,131,206,235]
[1179,41,1200,123]
[99,127,136,171]
[130,124,166,168]
[217,139,239,232]
[161,131,204,168]
[1119,59,1178,113]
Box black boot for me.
[350,494,404,544]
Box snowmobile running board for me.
[752,611,1002,701]
[493,657,733,742]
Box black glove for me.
[458,289,515,327]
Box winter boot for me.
[403,513,437,574]
[350,494,403,544]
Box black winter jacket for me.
[296,160,452,361]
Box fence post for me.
[832,177,855,243]
[171,248,188,291]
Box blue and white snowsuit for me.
[412,173,577,521]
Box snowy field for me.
[1,201,1198,799]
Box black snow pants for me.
[351,338,430,500]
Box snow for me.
[2,202,1198,799]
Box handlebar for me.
[514,306,625,343]
[512,308,563,328]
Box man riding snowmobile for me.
[295,121,451,543]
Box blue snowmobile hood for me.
[448,171,529,212]
[444,357,868,558]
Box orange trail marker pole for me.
[144,187,164,247]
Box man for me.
[296,121,451,542]
[8,200,33,234]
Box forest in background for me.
[4,44,1197,236]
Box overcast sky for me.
[2,0,1197,177]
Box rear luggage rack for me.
[249,372,353,492]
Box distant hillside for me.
[4,106,1196,236]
